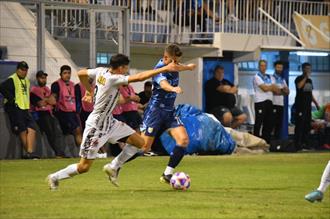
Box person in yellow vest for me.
[0,61,38,159]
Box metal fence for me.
[45,0,329,44]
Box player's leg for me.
[47,125,104,190]
[107,108,160,171]
[305,160,330,202]
[47,158,93,190]
[161,125,189,183]
[103,119,143,186]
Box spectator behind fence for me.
[271,61,290,140]
[30,70,67,158]
[205,65,246,128]
[0,61,38,159]
[253,60,280,143]
[75,80,95,131]
[138,81,152,110]
[294,62,320,151]
[174,0,219,43]
[51,65,82,148]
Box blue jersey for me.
[148,59,179,111]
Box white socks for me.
[51,164,79,181]
[317,161,330,193]
[164,166,174,176]
[109,144,139,170]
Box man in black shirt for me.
[205,65,246,128]
[138,81,152,109]
[294,62,319,150]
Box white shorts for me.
[79,118,135,159]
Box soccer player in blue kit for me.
[105,44,196,185]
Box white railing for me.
[44,0,329,44]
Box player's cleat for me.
[103,165,120,187]
[160,173,172,184]
[46,174,59,191]
[305,190,323,203]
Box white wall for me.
[0,2,79,86]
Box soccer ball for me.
[170,172,191,190]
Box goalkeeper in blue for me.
[305,160,330,203]
[105,44,196,185]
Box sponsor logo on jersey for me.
[97,75,106,85]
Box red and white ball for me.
[170,172,191,190]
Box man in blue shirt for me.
[106,44,196,185]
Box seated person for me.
[205,65,246,128]
[311,103,330,149]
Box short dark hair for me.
[259,60,267,66]
[109,54,130,69]
[144,81,152,87]
[274,61,283,67]
[302,62,311,70]
[165,44,182,57]
[17,61,29,70]
[214,65,224,72]
[60,65,71,74]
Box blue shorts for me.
[55,111,80,135]
[142,107,183,137]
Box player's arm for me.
[176,63,196,71]
[159,80,183,94]
[77,69,93,94]
[127,62,194,83]
[77,69,96,103]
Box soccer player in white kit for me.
[305,161,330,203]
[46,54,193,190]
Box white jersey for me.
[86,67,128,131]
[253,72,273,103]
[271,74,287,106]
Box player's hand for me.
[172,86,183,94]
[82,91,93,103]
[187,63,196,71]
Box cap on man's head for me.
[17,61,29,70]
[36,70,48,78]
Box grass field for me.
[1,152,330,219]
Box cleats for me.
[103,165,120,187]
[305,190,323,203]
[160,173,172,184]
[46,175,59,191]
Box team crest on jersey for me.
[147,127,154,134]
[97,75,106,85]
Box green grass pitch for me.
[1,152,329,219]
